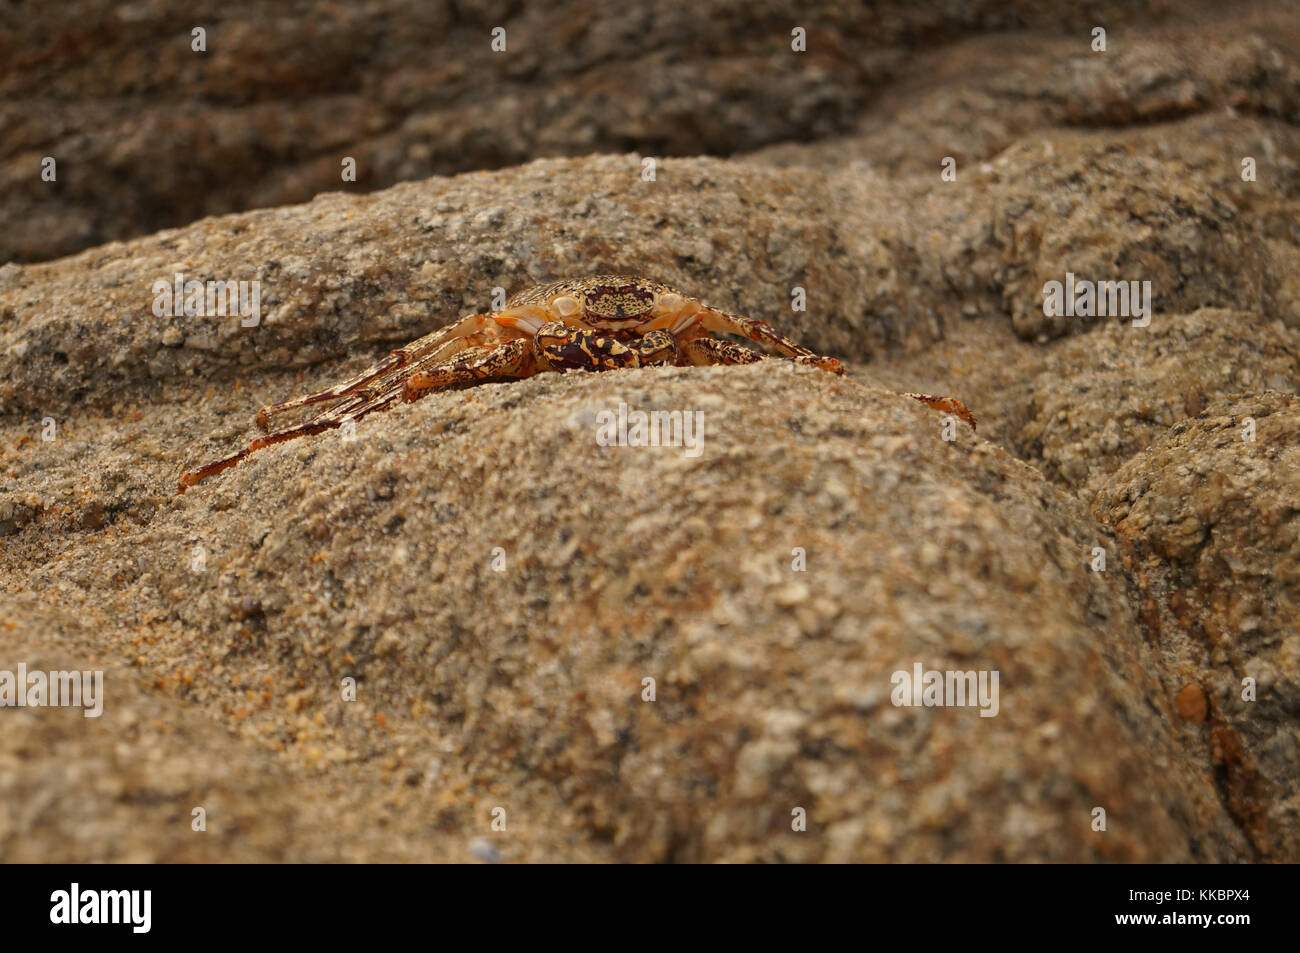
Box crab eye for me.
[657,292,684,312]
[552,295,582,317]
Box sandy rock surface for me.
[1019,309,1300,495]
[0,363,1259,862]
[0,0,1086,263]
[2,1,1298,863]
[1094,393,1300,859]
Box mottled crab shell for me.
[506,275,672,327]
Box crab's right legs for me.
[253,301,557,431]
[401,339,539,401]
[252,311,498,430]
[180,339,542,492]
[178,390,389,492]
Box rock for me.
[0,595,450,861]
[6,1,1293,265]
[1093,393,1300,859]
[468,838,502,864]
[1176,684,1209,724]
[0,0,900,264]
[1018,309,1300,498]
[753,17,1300,176]
[0,354,1255,861]
[1,156,885,418]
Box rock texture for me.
[0,364,1258,862]
[1019,309,1300,496]
[2,1,1299,863]
[4,0,1297,264]
[1094,393,1300,859]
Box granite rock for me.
[0,361,1256,861]
[1093,393,1300,859]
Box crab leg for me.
[683,337,764,366]
[253,310,497,430]
[683,334,844,372]
[179,333,541,492]
[694,307,844,374]
[685,336,976,428]
[179,340,535,492]
[900,393,978,430]
[402,339,538,401]
[178,388,398,492]
[695,307,814,356]
[695,308,973,425]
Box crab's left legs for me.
[900,393,978,430]
[684,332,845,371]
[694,307,844,374]
[682,337,763,366]
[695,309,975,427]
[685,326,977,430]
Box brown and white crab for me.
[178,275,975,491]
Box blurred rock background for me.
[4,0,1295,263]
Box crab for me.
[178,275,975,491]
